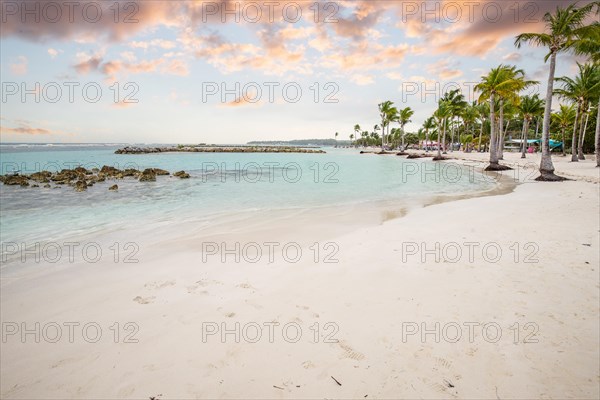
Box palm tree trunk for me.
[381,119,385,152]
[497,100,505,160]
[450,120,455,152]
[478,119,484,152]
[561,128,566,156]
[578,110,589,160]
[442,119,448,154]
[521,119,529,159]
[436,123,442,158]
[488,94,499,167]
[596,99,600,167]
[537,52,560,180]
[571,102,581,162]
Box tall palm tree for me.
[570,11,600,165]
[518,94,545,158]
[423,116,436,152]
[397,107,415,151]
[440,90,467,153]
[378,101,395,152]
[433,100,451,159]
[555,63,600,161]
[515,1,596,180]
[475,65,528,170]
[552,104,577,156]
[475,102,489,152]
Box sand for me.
[1,151,598,399]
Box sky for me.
[0,0,594,144]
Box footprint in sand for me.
[338,341,365,361]
[144,280,175,290]
[424,357,462,398]
[302,360,315,369]
[133,296,155,304]
[225,312,236,318]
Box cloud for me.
[1,123,51,135]
[9,56,28,75]
[503,52,523,62]
[130,39,177,50]
[427,60,463,80]
[350,74,375,85]
[48,48,59,58]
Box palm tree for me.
[570,11,600,165]
[475,65,529,170]
[515,1,596,180]
[440,90,467,153]
[423,117,436,152]
[334,132,339,147]
[552,104,577,156]
[433,100,451,159]
[378,101,395,152]
[475,102,489,152]
[518,94,545,158]
[350,133,355,146]
[397,107,415,151]
[555,63,600,161]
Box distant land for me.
[247,139,351,146]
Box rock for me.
[30,171,52,183]
[32,184,39,188]
[43,184,51,188]
[122,169,140,177]
[173,170,190,179]
[3,175,29,186]
[139,168,157,182]
[109,184,118,191]
[100,165,120,176]
[74,180,87,192]
[152,168,170,176]
[74,166,90,175]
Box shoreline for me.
[1,151,598,399]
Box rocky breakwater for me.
[115,145,326,154]
[0,166,190,192]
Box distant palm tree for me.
[515,1,597,180]
[441,90,467,153]
[552,104,577,156]
[475,65,531,170]
[475,102,489,152]
[350,134,355,146]
[518,94,545,158]
[555,63,600,161]
[433,100,451,159]
[423,117,436,152]
[378,101,395,152]
[397,107,414,151]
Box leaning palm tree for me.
[552,104,577,156]
[518,94,546,158]
[515,1,596,179]
[475,65,528,170]
[555,63,600,161]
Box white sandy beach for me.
[1,152,598,399]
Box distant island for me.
[247,139,350,146]
[114,145,326,154]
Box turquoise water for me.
[0,144,496,246]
